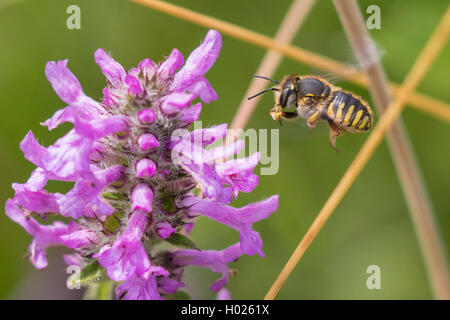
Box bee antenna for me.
[247,88,279,100]
[252,75,280,84]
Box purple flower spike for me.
[138,133,159,151]
[131,184,154,213]
[95,210,150,281]
[137,109,156,124]
[135,158,157,178]
[6,30,279,299]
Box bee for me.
[249,74,374,150]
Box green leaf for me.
[103,192,126,201]
[164,290,191,300]
[110,181,125,188]
[166,233,199,250]
[68,260,104,289]
[161,196,177,213]
[103,215,120,233]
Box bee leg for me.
[270,106,283,124]
[306,111,321,133]
[328,120,342,151]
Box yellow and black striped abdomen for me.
[325,91,373,132]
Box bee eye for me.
[303,96,315,105]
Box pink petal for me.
[158,48,184,81]
[171,30,222,92]
[183,195,279,257]
[173,243,242,292]
[187,78,218,103]
[160,92,196,115]
[156,222,176,239]
[178,102,202,124]
[138,59,156,80]
[45,60,103,115]
[5,199,69,269]
[94,48,127,87]
[12,182,59,214]
[20,131,46,168]
[125,75,144,96]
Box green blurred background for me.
[0,0,449,299]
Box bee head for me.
[296,76,331,108]
[279,78,298,108]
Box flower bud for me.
[131,183,154,213]
[138,133,159,151]
[136,158,157,178]
[137,109,156,124]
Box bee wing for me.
[278,118,328,141]
[311,71,342,85]
[308,35,385,85]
